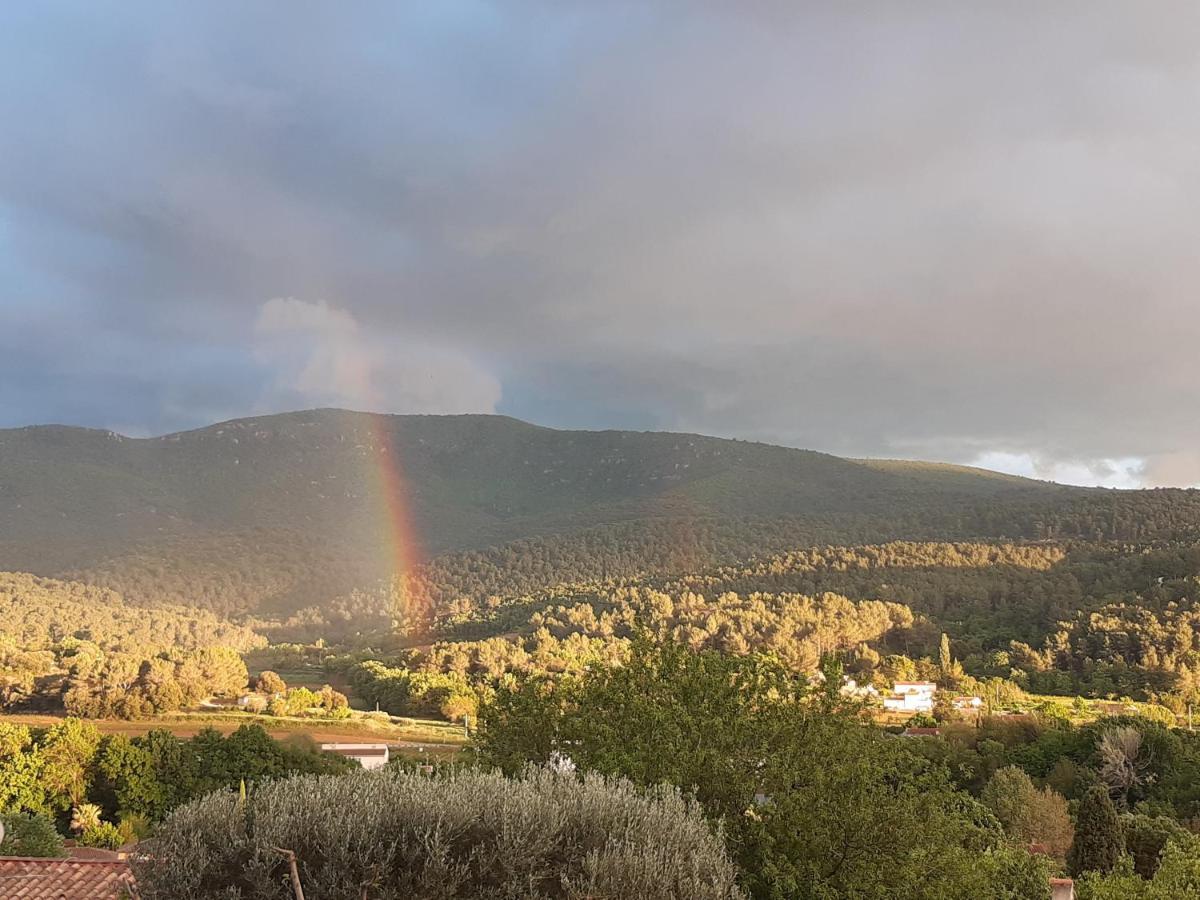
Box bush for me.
[131,767,742,899]
[117,812,152,845]
[1076,839,1200,899]
[256,671,287,694]
[1133,704,1177,727]
[79,821,124,849]
[1123,814,1190,879]
[982,846,1054,900]
[0,812,66,857]
[1074,855,1146,900]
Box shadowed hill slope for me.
[2,409,1198,617]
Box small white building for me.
[320,742,390,770]
[953,696,984,711]
[882,681,936,713]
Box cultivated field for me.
[0,710,468,759]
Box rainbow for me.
[364,413,427,624]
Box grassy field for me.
[0,710,468,758]
[241,653,351,691]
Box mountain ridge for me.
[0,408,1065,488]
[3,408,1196,620]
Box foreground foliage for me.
[476,639,1050,899]
[1076,839,1200,898]
[132,767,742,900]
[0,720,353,837]
[0,811,65,857]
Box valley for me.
[6,410,1200,897]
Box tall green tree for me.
[137,729,197,813]
[92,735,164,821]
[38,719,101,811]
[1069,786,1126,876]
[1122,814,1191,879]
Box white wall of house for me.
[320,742,390,770]
[883,682,936,712]
[883,694,934,712]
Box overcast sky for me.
[4,3,1200,487]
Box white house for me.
[953,696,984,711]
[320,742,390,770]
[882,681,936,713]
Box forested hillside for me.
[0,572,262,653]
[0,571,262,716]
[323,541,1200,713]
[5,408,1200,621]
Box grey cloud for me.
[253,298,501,414]
[4,2,1200,483]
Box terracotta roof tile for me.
[0,856,135,899]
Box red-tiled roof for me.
[0,856,135,899]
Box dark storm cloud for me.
[4,2,1200,484]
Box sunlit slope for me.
[2,408,1198,615]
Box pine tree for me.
[939,633,953,673]
[1068,785,1125,876]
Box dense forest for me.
[0,572,261,717]
[0,572,263,652]
[305,540,1200,717]
[14,538,1200,718]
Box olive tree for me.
[132,767,742,899]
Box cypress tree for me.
[939,633,953,673]
[1068,785,1125,876]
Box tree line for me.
[0,719,352,853]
